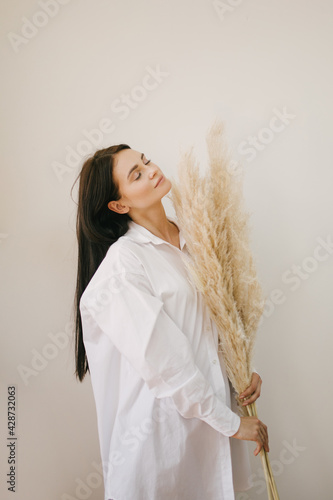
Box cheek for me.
[134,181,153,197]
[127,180,155,205]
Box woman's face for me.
[108,148,172,214]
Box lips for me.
[155,175,164,188]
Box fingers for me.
[239,383,255,399]
[239,374,262,406]
[255,439,269,455]
[239,373,261,398]
[254,421,269,456]
[241,387,260,406]
[254,443,262,456]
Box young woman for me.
[74,144,269,500]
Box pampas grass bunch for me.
[170,119,279,500]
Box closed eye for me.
[134,158,151,180]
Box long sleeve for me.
[80,264,241,437]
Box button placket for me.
[204,322,222,372]
[202,321,229,404]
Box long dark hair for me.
[72,144,131,382]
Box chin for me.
[162,177,172,195]
[152,175,172,201]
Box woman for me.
[74,144,269,500]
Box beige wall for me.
[1,1,332,499]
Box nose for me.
[148,164,158,179]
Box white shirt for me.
[80,216,253,500]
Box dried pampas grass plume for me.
[171,119,266,401]
[170,119,279,500]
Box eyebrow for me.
[127,153,144,179]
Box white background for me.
[1,1,332,499]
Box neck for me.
[129,202,179,246]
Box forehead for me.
[114,148,140,171]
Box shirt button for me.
[212,359,218,365]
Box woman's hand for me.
[231,416,269,456]
[239,372,262,406]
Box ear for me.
[107,200,130,214]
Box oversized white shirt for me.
[80,216,253,500]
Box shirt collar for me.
[124,216,186,251]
